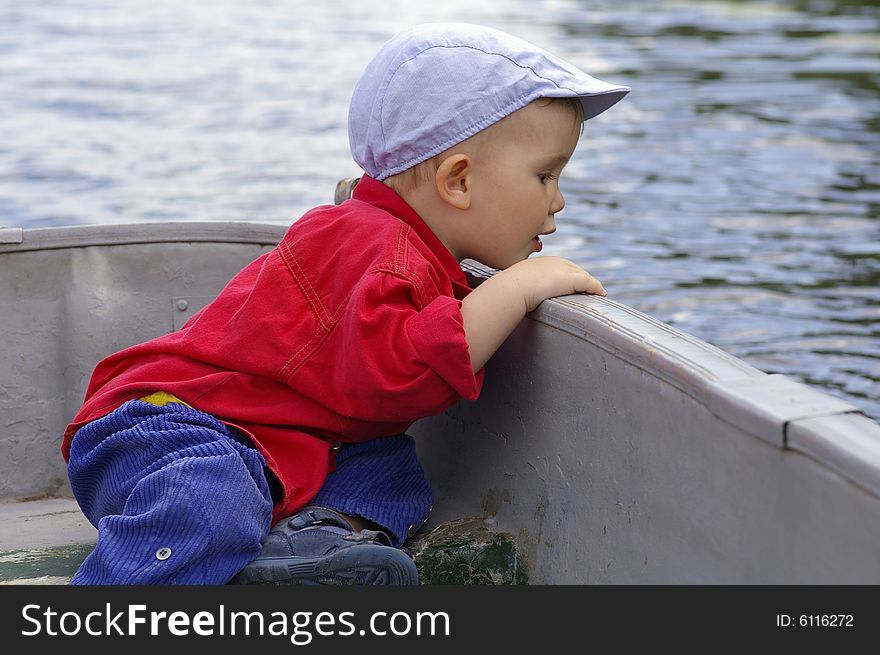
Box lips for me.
[533,226,555,253]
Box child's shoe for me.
[231,506,419,585]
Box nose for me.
[550,186,565,215]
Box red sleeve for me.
[307,271,484,423]
[406,294,482,400]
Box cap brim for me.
[579,87,630,121]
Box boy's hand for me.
[504,256,606,313]
[461,256,606,372]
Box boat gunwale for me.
[0,221,288,253]
[462,260,880,500]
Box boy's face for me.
[460,100,581,269]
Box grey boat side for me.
[1,221,879,583]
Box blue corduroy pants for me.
[67,399,432,585]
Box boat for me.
[2,180,879,584]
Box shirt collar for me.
[352,175,472,297]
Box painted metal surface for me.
[413,263,880,583]
[0,223,283,499]
[2,222,879,583]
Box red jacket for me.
[63,176,484,521]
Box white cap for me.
[349,22,630,180]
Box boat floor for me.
[0,498,523,585]
[0,498,96,584]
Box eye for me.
[538,172,558,184]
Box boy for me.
[62,22,628,585]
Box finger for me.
[582,273,606,296]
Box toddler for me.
[62,22,628,585]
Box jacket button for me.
[155,547,172,560]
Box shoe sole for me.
[232,544,419,585]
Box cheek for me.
[505,184,534,208]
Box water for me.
[1,0,878,420]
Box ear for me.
[434,153,472,210]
